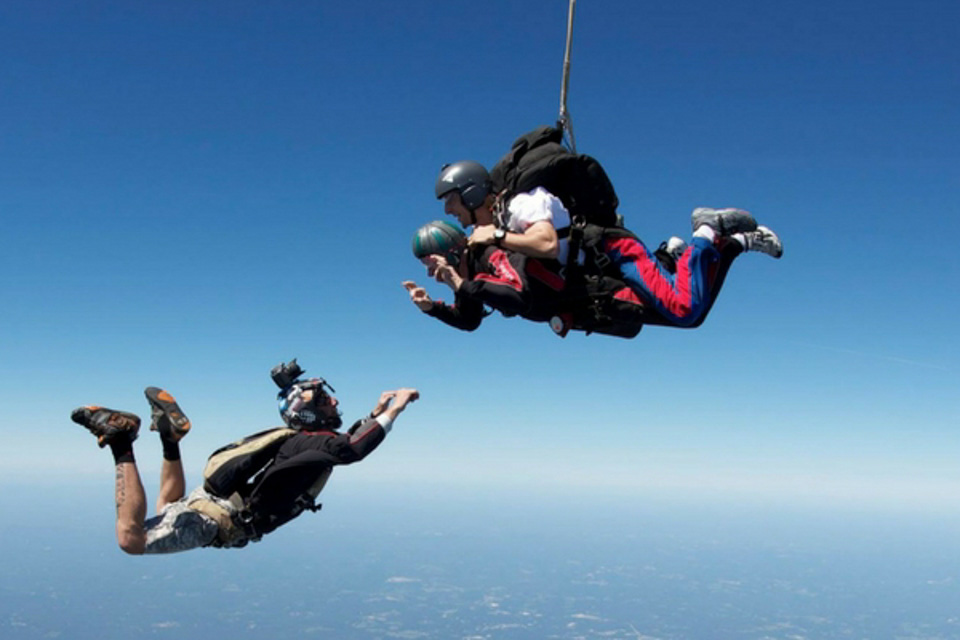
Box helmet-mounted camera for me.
[271,359,305,390]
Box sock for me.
[717,236,745,258]
[693,225,716,243]
[161,437,181,462]
[109,434,135,465]
[730,232,747,250]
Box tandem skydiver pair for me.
[405,125,782,339]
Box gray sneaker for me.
[691,207,758,235]
[741,225,783,258]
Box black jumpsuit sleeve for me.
[459,273,531,317]
[437,247,537,324]
[425,291,487,331]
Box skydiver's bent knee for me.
[143,490,220,554]
[117,529,146,555]
[605,236,718,327]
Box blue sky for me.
[1,0,957,513]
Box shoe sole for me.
[144,387,191,441]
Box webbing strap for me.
[187,496,255,547]
[558,0,578,154]
[564,220,585,288]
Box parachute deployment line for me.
[558,0,578,154]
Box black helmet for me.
[412,220,467,266]
[277,378,342,430]
[435,161,491,210]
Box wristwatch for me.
[493,228,507,247]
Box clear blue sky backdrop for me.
[1,0,957,511]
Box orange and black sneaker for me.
[144,387,191,442]
[70,406,141,448]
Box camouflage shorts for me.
[143,487,225,554]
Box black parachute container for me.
[489,125,620,228]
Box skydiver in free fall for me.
[70,361,419,554]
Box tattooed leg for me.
[114,461,147,555]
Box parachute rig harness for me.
[196,359,336,547]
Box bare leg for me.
[156,458,186,513]
[145,387,190,512]
[70,406,149,554]
[114,461,147,555]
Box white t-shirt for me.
[503,187,573,264]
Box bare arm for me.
[375,388,420,423]
[469,221,558,259]
[369,388,418,418]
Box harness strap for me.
[564,217,585,285]
[294,467,332,514]
[240,466,334,539]
[187,494,258,548]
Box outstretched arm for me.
[403,280,486,331]
[403,280,435,312]
[371,388,420,425]
[369,388,417,419]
